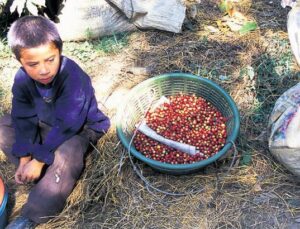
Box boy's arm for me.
[15,155,31,184]
[11,81,40,158]
[31,76,110,165]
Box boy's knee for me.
[53,135,88,169]
[0,115,14,148]
[0,126,5,142]
[56,135,88,155]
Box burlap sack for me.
[269,82,300,176]
[53,0,186,41]
[109,0,186,33]
[55,0,136,41]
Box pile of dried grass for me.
[1,0,300,228]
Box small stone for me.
[205,26,220,33]
[253,183,262,192]
[294,218,300,223]
[219,75,229,81]
[288,199,300,208]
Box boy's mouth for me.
[39,76,54,84]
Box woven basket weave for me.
[116,73,240,174]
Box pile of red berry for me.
[133,93,227,164]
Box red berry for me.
[133,94,227,164]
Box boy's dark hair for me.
[7,16,62,60]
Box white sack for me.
[269,82,300,176]
[55,0,136,41]
[108,0,186,33]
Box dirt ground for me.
[1,0,300,228]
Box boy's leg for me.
[21,134,90,223]
[0,114,101,223]
[0,114,18,165]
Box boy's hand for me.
[21,159,45,183]
[15,156,31,184]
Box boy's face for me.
[19,42,60,85]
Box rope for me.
[126,125,205,196]
[116,129,239,197]
[207,140,238,207]
[223,140,238,175]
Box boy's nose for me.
[39,64,50,75]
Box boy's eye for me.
[48,58,54,62]
[28,63,38,67]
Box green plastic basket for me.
[116,73,240,174]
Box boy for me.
[0,16,110,228]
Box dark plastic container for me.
[0,177,8,229]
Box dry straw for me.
[1,0,300,228]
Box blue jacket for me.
[11,56,110,165]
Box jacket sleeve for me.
[11,81,40,158]
[31,75,92,165]
[86,93,111,134]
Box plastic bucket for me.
[0,177,8,228]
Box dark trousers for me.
[0,114,100,223]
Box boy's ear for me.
[15,56,22,65]
[15,56,25,67]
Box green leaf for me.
[10,0,26,15]
[239,21,258,35]
[9,0,45,15]
[218,0,227,12]
[31,0,46,6]
[0,0,7,5]
[27,1,38,15]
[27,0,46,15]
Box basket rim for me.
[116,72,240,171]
